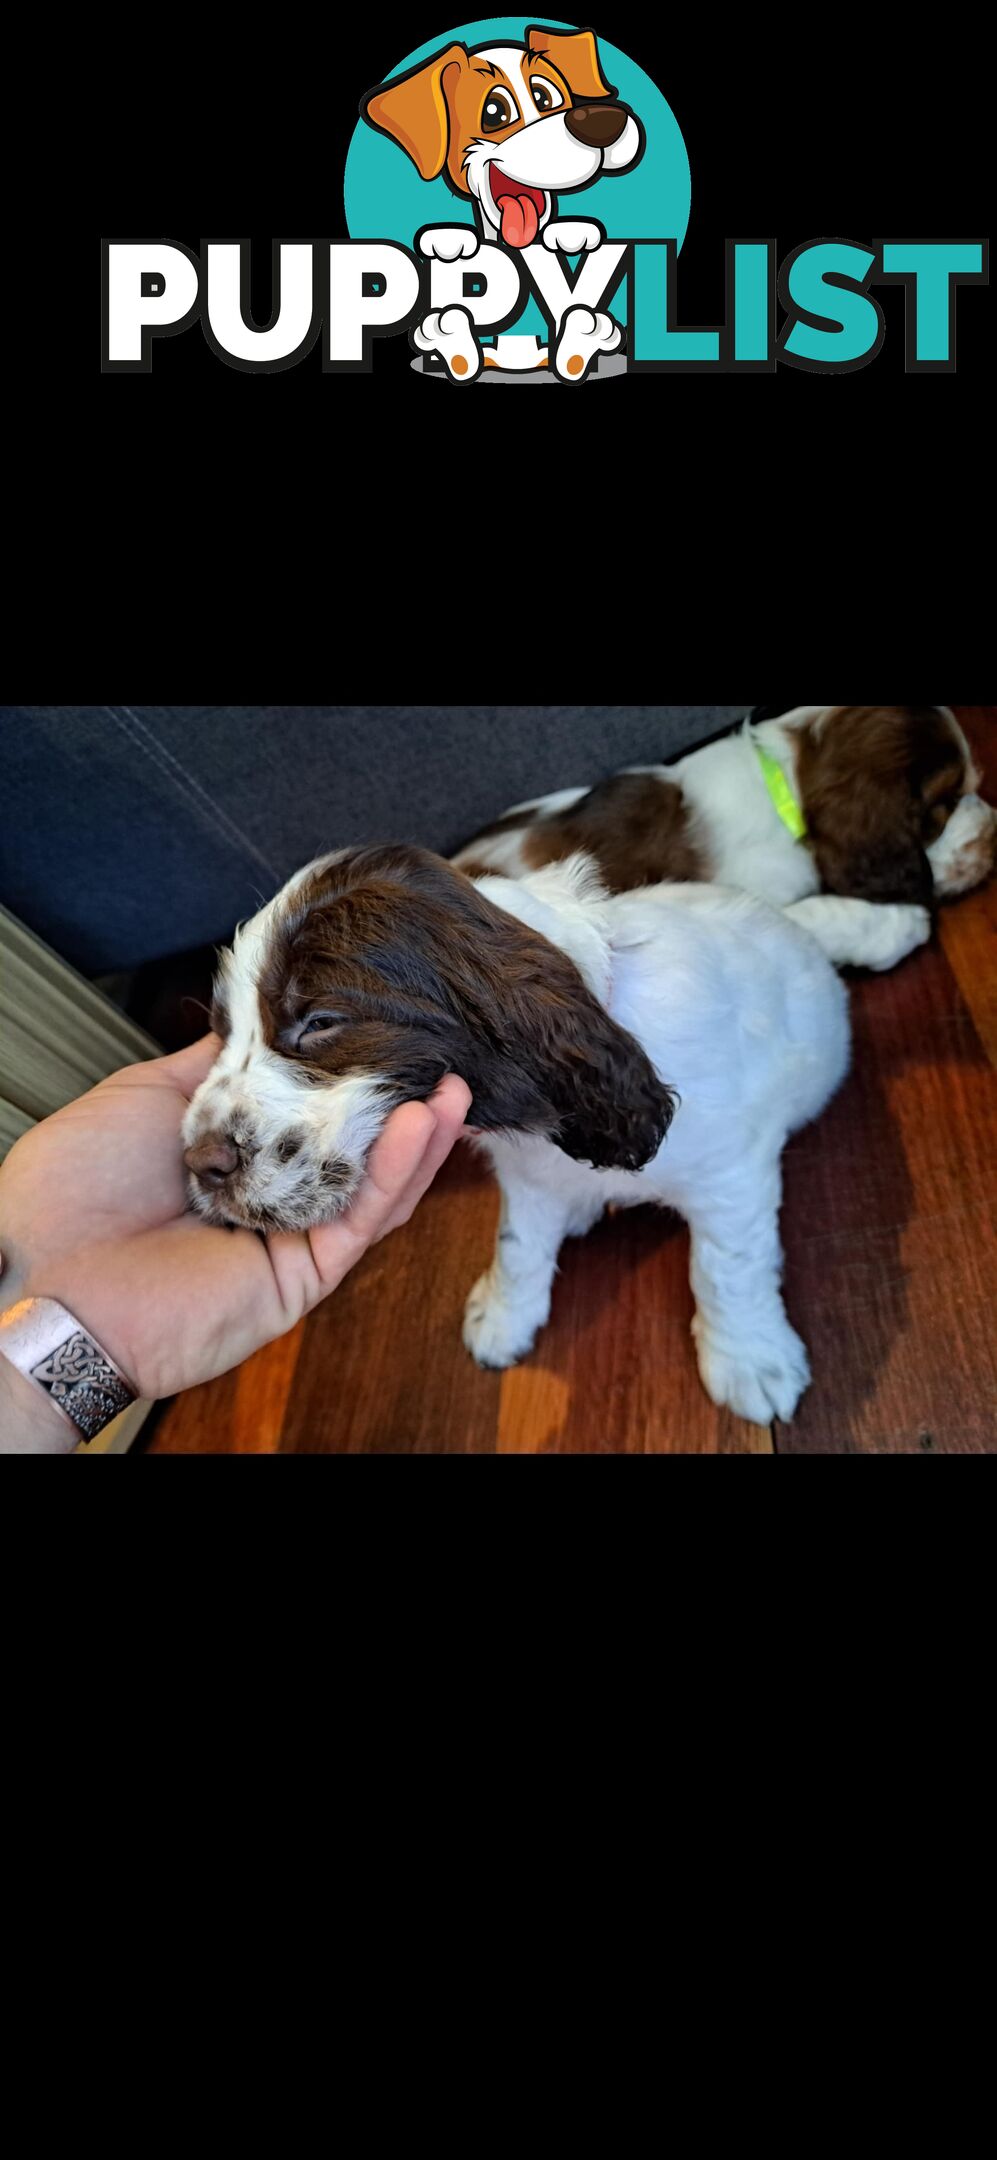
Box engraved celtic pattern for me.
[31,1331,133,1440]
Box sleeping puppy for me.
[183,845,851,1425]
[453,706,996,972]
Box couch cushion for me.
[1,705,752,971]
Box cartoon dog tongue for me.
[493,179,543,248]
[499,193,539,247]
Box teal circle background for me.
[344,17,690,340]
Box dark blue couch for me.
[1,705,753,973]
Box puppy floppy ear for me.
[458,912,677,1170]
[322,848,677,1173]
[528,980,678,1171]
[527,24,616,99]
[361,43,467,179]
[808,796,934,907]
[798,707,936,907]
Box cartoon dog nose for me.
[184,1135,240,1187]
[565,102,628,149]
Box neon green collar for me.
[755,742,808,840]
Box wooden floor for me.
[146,709,997,1455]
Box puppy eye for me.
[298,1012,342,1040]
[482,90,517,129]
[530,77,563,113]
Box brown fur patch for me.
[797,705,969,906]
[520,773,708,891]
[320,1158,355,1190]
[274,1131,304,1162]
[256,844,676,1172]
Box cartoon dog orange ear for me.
[362,44,468,180]
[527,24,616,100]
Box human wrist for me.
[0,1243,137,1448]
[0,1339,78,1452]
[1,1231,117,1375]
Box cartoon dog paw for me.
[553,305,622,382]
[417,227,480,263]
[412,306,482,382]
[542,220,604,254]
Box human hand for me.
[0,1036,471,1444]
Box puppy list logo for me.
[100,15,989,383]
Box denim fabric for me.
[0,705,752,973]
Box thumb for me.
[305,1100,440,1292]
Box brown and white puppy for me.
[183,845,674,1235]
[453,706,996,972]
[182,844,853,1424]
[362,25,643,378]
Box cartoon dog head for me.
[361,23,644,247]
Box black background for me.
[49,13,995,699]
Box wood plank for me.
[146,1366,241,1453]
[951,708,997,788]
[496,1206,768,1453]
[232,1324,306,1451]
[147,1151,766,1452]
[284,1157,765,1452]
[776,928,997,1453]
[940,848,997,1066]
[280,1149,503,1452]
[148,1316,305,1451]
[774,709,997,1453]
[942,710,997,1062]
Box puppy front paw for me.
[693,1314,811,1426]
[463,1272,543,1369]
[864,904,933,971]
[417,226,479,262]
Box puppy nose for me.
[184,1134,240,1187]
[565,102,628,148]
